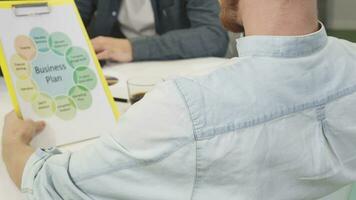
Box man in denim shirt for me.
[2,0,356,199]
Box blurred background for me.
[318,0,356,42]
[225,0,356,57]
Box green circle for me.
[30,27,49,52]
[66,46,90,68]
[69,85,92,110]
[11,54,31,80]
[31,93,56,118]
[55,96,77,120]
[73,67,97,90]
[16,79,38,102]
[48,32,72,55]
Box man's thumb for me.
[34,121,46,133]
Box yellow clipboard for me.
[0,0,119,121]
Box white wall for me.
[326,0,356,29]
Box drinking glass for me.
[127,76,162,105]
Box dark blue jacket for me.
[75,0,229,61]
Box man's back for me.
[6,0,356,199]
[174,25,356,199]
[19,24,356,200]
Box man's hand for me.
[2,111,45,146]
[91,36,133,63]
[2,111,45,188]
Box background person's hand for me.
[91,36,133,63]
[2,111,45,146]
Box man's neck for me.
[241,0,319,36]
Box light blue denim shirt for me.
[22,25,356,200]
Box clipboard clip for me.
[12,3,51,17]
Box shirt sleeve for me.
[21,81,196,200]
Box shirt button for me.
[162,10,167,17]
[112,11,117,16]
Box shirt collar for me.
[236,23,328,58]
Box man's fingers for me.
[5,111,18,119]
[23,120,45,143]
[5,111,21,124]
[34,121,46,133]
[96,50,110,60]
[24,120,45,134]
[91,36,108,53]
[3,110,45,145]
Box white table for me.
[103,57,234,99]
[0,57,352,200]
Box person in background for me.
[3,0,356,199]
[76,0,229,63]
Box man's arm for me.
[1,113,45,188]
[2,81,196,199]
[91,0,229,62]
[131,0,229,61]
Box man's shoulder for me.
[173,59,258,139]
[173,57,256,96]
[173,57,259,106]
[172,45,356,140]
[326,36,356,54]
